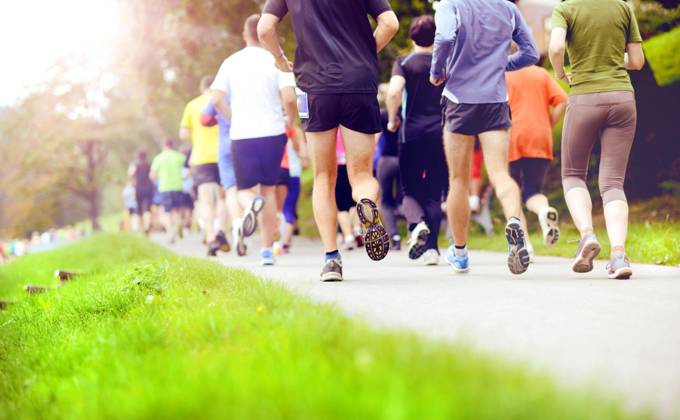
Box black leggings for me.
[399,139,447,251]
[509,157,550,203]
[377,156,402,237]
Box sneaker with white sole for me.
[320,257,343,282]
[446,245,470,273]
[260,248,275,266]
[539,207,560,246]
[572,233,601,273]
[607,253,633,280]
[242,196,265,238]
[505,217,530,275]
[422,249,439,266]
[233,222,247,257]
[407,221,430,260]
[356,198,390,261]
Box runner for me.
[549,0,644,279]
[122,182,137,232]
[259,0,399,281]
[178,146,195,235]
[150,138,187,244]
[386,15,447,266]
[506,63,568,259]
[210,14,298,266]
[128,150,154,234]
[377,85,403,252]
[180,75,229,256]
[431,0,539,275]
[201,97,243,255]
[278,127,308,254]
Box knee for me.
[562,176,587,194]
[600,176,627,206]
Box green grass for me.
[645,25,680,87]
[0,234,649,419]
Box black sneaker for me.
[320,257,343,282]
[505,217,530,275]
[216,231,230,253]
[356,198,390,261]
[407,221,430,260]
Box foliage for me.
[0,234,648,419]
[637,0,680,37]
[644,24,680,86]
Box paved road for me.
[159,234,680,419]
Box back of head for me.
[243,14,261,45]
[163,138,175,150]
[200,75,214,93]
[409,15,436,47]
[136,150,147,164]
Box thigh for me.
[399,142,426,195]
[478,129,511,176]
[600,97,637,180]
[561,97,606,177]
[339,94,382,135]
[257,135,287,187]
[306,129,338,178]
[231,141,259,190]
[522,158,550,198]
[342,125,376,180]
[444,131,475,181]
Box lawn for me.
[0,234,648,420]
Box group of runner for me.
[126,0,644,282]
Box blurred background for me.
[0,0,678,239]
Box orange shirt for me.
[506,66,567,162]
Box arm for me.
[431,1,458,85]
[149,160,158,183]
[210,90,231,119]
[386,75,405,132]
[374,11,399,53]
[179,104,191,142]
[258,13,293,72]
[549,27,570,84]
[550,102,567,127]
[507,6,540,71]
[200,101,219,127]
[625,43,645,71]
[280,85,298,131]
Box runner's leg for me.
[306,128,339,253]
[443,132,475,246]
[478,129,522,221]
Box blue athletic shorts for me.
[218,137,236,190]
[231,134,287,190]
[160,191,184,212]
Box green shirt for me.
[552,0,642,95]
[151,150,186,192]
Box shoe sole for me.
[505,222,530,275]
[408,228,430,260]
[542,209,560,246]
[356,199,390,261]
[242,197,265,238]
[236,228,247,257]
[572,241,601,273]
[608,267,633,280]
[447,258,470,273]
[320,273,343,282]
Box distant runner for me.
[150,138,186,244]
[128,150,154,234]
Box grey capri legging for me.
[561,91,637,206]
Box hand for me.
[556,72,571,85]
[276,54,293,72]
[430,74,446,86]
[387,118,400,133]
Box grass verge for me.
[0,234,649,419]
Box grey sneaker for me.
[505,217,530,275]
[607,253,633,280]
[572,233,601,273]
[320,257,343,282]
[407,221,430,260]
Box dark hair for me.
[409,15,436,47]
[163,138,175,149]
[244,14,261,41]
[136,149,147,163]
[200,75,214,92]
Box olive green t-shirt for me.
[551,0,642,95]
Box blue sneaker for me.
[260,248,275,266]
[446,245,470,273]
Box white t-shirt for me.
[211,47,295,141]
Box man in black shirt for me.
[386,15,447,266]
[258,0,399,282]
[377,101,402,252]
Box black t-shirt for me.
[379,110,399,157]
[263,0,392,95]
[391,52,444,142]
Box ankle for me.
[580,229,594,239]
[611,246,625,257]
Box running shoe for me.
[242,195,265,238]
[607,253,632,280]
[572,233,601,273]
[446,245,470,273]
[233,222,247,257]
[260,248,275,266]
[356,198,390,261]
[539,207,560,246]
[273,241,284,256]
[216,230,231,253]
[422,249,440,266]
[320,256,343,282]
[207,238,220,257]
[505,217,530,275]
[343,235,357,251]
[407,221,430,260]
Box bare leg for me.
[443,131,474,247]
[564,186,594,238]
[341,126,379,203]
[258,185,278,249]
[224,186,241,229]
[526,194,550,215]
[479,130,522,220]
[306,128,339,253]
[198,183,219,243]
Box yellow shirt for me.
[180,93,218,166]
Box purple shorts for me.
[231,134,287,190]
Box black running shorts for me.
[442,98,512,136]
[302,93,382,134]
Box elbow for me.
[631,56,645,71]
[529,45,540,65]
[380,12,400,37]
[257,19,275,44]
